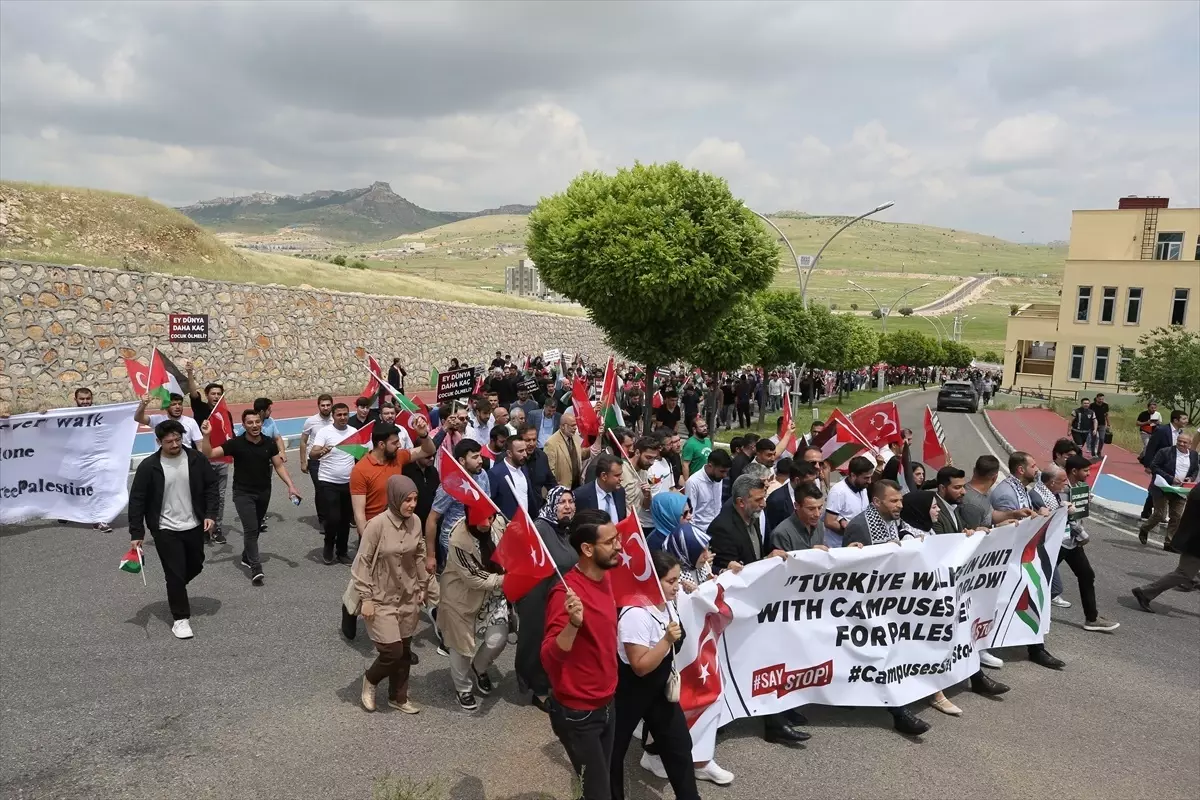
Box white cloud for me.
[978,113,1071,167]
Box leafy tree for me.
[879,329,939,368]
[850,303,859,311]
[941,340,975,369]
[816,313,878,373]
[350,260,368,270]
[758,290,816,369]
[526,162,778,431]
[689,298,767,430]
[1123,327,1200,421]
[331,254,347,266]
[830,303,839,310]
[870,308,883,319]
[899,307,914,317]
[980,349,1002,363]
[1009,303,1019,316]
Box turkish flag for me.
[207,395,233,464]
[826,408,875,451]
[922,406,948,470]
[850,402,902,447]
[777,395,798,456]
[677,584,734,728]
[572,375,601,443]
[609,514,662,608]
[124,358,149,397]
[361,355,383,400]
[1086,455,1107,488]
[435,444,500,525]
[495,506,555,602]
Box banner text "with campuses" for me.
[673,511,1065,759]
[0,402,141,525]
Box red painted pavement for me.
[987,407,1145,486]
[230,390,437,420]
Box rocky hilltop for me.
[178,181,534,243]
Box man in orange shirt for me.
[350,419,436,531]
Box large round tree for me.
[527,162,779,430]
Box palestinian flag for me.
[1021,517,1054,612]
[119,544,143,573]
[1015,587,1040,634]
[146,348,187,409]
[1162,483,1194,496]
[598,356,624,431]
[809,418,867,468]
[362,355,383,400]
[335,422,375,461]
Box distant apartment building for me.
[1003,196,1200,393]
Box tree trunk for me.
[706,365,719,434]
[643,364,656,435]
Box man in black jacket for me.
[129,420,219,640]
[1140,431,1198,550]
[709,475,810,747]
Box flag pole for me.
[137,544,147,586]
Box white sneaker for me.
[632,720,644,740]
[639,751,667,779]
[171,619,194,639]
[978,651,1003,669]
[1051,595,1072,608]
[695,761,735,785]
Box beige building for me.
[1004,197,1200,394]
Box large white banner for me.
[0,402,140,525]
[675,510,1065,759]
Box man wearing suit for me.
[572,452,627,522]
[489,436,542,520]
[930,466,989,535]
[1140,431,1197,550]
[528,397,562,448]
[543,411,586,490]
[764,459,819,535]
[518,424,557,501]
[1139,410,1190,520]
[709,474,809,746]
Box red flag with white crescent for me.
[361,355,383,399]
[850,401,902,447]
[609,513,662,608]
[677,584,734,727]
[495,505,555,602]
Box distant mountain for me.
[177,182,533,242]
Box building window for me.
[1172,288,1190,326]
[1069,345,1085,381]
[1125,287,1143,325]
[1093,346,1110,383]
[1155,232,1183,260]
[1100,287,1116,323]
[1075,286,1092,322]
[1119,347,1134,382]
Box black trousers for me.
[307,458,325,524]
[232,487,270,569]
[154,526,205,619]
[612,662,699,800]
[319,480,352,557]
[365,637,412,702]
[549,697,615,800]
[737,402,751,428]
[1056,545,1098,621]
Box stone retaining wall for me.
[1,260,609,409]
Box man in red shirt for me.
[541,508,622,800]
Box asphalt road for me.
[1,389,1197,800]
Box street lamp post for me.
[846,280,929,334]
[803,201,894,308]
[920,315,944,343]
[751,211,804,292]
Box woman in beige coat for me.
[353,475,430,714]
[438,509,507,711]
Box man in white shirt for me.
[824,456,874,546]
[768,375,786,412]
[464,395,495,446]
[300,394,335,528]
[308,403,359,565]
[633,437,670,530]
[684,449,733,535]
[135,393,203,448]
[1141,431,1197,550]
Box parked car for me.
[937,380,980,413]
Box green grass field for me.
[710,388,896,445]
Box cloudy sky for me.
[2,0,1197,241]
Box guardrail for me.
[1004,384,1138,404]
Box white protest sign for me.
[0,402,140,525]
[674,511,1064,758]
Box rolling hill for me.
[177,181,534,242]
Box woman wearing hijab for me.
[352,475,431,714]
[897,490,963,716]
[612,550,706,798]
[514,485,578,712]
[651,493,715,586]
[439,506,508,712]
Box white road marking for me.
[965,414,1009,476]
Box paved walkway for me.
[231,389,437,420]
[987,407,1149,506]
